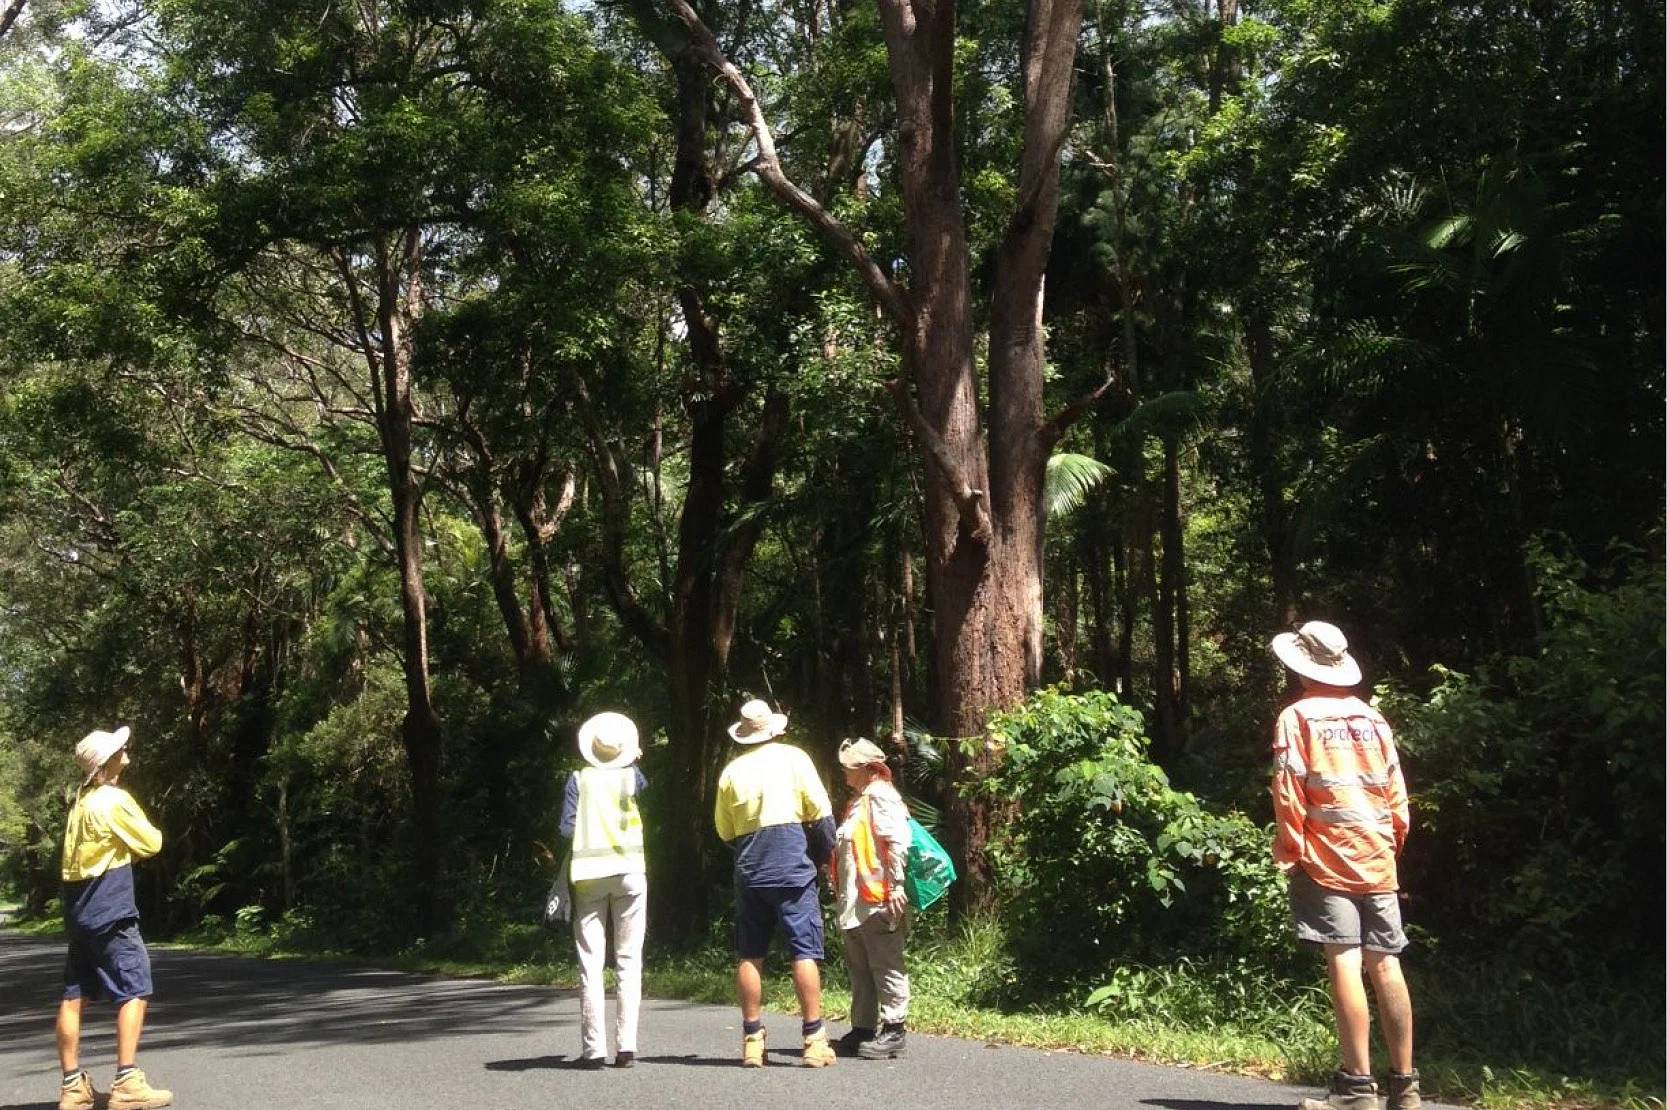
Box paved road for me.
[0,931,1332,1110]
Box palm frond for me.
[1102,390,1207,446]
[1044,452,1114,519]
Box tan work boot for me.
[57,1071,99,1110]
[741,1029,767,1068]
[109,1068,173,1110]
[801,1029,836,1068]
[1386,1071,1422,1110]
[1299,1071,1378,1110]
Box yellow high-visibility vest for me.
[570,767,646,882]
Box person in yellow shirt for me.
[714,700,837,1068]
[56,726,172,1110]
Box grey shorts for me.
[1289,869,1408,954]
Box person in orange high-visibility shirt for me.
[1270,622,1419,1110]
[830,738,911,1060]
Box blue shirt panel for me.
[63,864,139,936]
[729,815,837,889]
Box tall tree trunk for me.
[473,478,537,668]
[347,230,447,936]
[1153,429,1186,759]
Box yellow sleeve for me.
[796,752,832,823]
[714,772,736,843]
[109,791,163,860]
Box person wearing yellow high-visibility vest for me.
[560,712,648,1069]
[831,738,912,1060]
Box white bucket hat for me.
[576,712,641,769]
[1271,621,1363,687]
[727,699,787,745]
[75,726,131,786]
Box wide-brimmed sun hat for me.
[75,726,131,786]
[577,712,641,769]
[728,699,788,745]
[1270,621,1363,687]
[838,737,888,769]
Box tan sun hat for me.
[75,726,131,786]
[728,699,788,745]
[577,712,641,769]
[838,737,888,768]
[1271,621,1363,687]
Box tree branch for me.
[663,0,912,327]
[0,0,27,40]
[1041,367,1119,447]
[883,378,993,540]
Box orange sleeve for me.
[1270,708,1309,872]
[1377,714,1410,855]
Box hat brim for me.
[727,713,788,745]
[577,716,641,769]
[1271,633,1362,687]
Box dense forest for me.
[0,0,1661,1091]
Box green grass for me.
[10,909,1658,1109]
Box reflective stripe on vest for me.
[832,796,890,905]
[570,766,645,882]
[1306,770,1391,790]
[1306,804,1393,828]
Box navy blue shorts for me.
[734,884,824,961]
[63,920,153,1005]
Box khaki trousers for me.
[842,910,910,1027]
[572,871,647,1059]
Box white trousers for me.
[572,871,647,1060]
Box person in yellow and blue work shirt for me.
[560,712,649,1070]
[57,726,173,1110]
[831,737,912,1060]
[714,700,837,1069]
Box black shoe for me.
[835,1027,875,1057]
[575,1056,607,1070]
[857,1023,907,1059]
[611,1052,636,1069]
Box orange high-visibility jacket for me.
[1271,693,1409,894]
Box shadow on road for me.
[632,1054,738,1068]
[0,1101,56,1110]
[1146,1093,1286,1100]
[0,935,570,1057]
[484,1055,580,1071]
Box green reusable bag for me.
[903,817,957,911]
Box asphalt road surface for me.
[0,930,1347,1110]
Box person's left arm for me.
[870,792,912,916]
[1377,714,1410,855]
[108,792,163,860]
[798,756,837,866]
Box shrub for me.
[975,688,1291,988]
[1379,540,1665,973]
